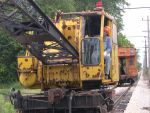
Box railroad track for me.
[111,83,137,113]
[114,86,131,107]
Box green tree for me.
[36,0,76,18]
[118,33,134,47]
[0,28,23,83]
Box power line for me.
[136,47,149,48]
[122,7,150,10]
[126,36,147,38]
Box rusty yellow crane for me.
[0,1,119,113]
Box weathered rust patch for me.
[68,27,71,30]
[68,36,72,40]
[48,88,64,104]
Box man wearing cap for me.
[104,26,112,79]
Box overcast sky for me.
[122,0,150,64]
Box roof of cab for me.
[62,8,116,23]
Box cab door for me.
[80,15,102,88]
[102,16,119,83]
[80,38,102,88]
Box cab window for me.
[82,38,100,65]
[85,15,101,37]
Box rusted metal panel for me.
[47,88,64,104]
[118,47,136,57]
[43,65,80,88]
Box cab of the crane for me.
[81,12,118,87]
[57,8,119,88]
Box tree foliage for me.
[118,33,134,47]
[0,28,24,83]
[36,0,76,17]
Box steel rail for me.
[114,86,131,107]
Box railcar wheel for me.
[129,78,134,85]
[99,105,107,113]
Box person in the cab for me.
[104,26,112,79]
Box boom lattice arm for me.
[0,0,78,64]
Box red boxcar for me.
[118,47,138,85]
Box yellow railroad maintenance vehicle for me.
[0,1,118,113]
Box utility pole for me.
[147,16,150,68]
[145,38,148,68]
[142,16,150,78]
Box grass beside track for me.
[0,82,41,113]
[0,95,15,113]
[0,82,20,113]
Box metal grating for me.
[0,0,78,65]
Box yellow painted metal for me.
[102,18,119,84]
[40,18,81,88]
[55,17,80,51]
[18,56,37,70]
[17,9,119,89]
[18,54,39,88]
[42,64,80,88]
[79,13,119,85]
[100,14,105,81]
[19,72,37,88]
[79,17,102,86]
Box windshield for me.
[82,38,100,65]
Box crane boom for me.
[0,0,78,64]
